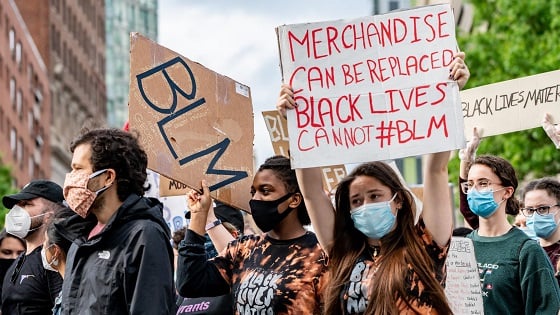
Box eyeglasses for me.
[520,205,560,217]
[460,180,502,194]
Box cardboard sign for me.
[262,110,347,192]
[276,4,465,168]
[159,175,189,197]
[461,69,560,139]
[445,237,484,315]
[128,33,254,211]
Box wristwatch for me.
[205,219,222,232]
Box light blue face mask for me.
[467,189,502,218]
[527,214,558,239]
[350,193,397,239]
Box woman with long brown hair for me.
[277,52,469,314]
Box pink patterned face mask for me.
[63,169,110,218]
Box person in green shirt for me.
[462,154,560,314]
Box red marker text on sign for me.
[287,10,452,62]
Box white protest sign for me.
[461,69,560,139]
[445,237,484,315]
[276,4,465,168]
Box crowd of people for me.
[0,49,559,315]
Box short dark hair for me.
[258,156,310,226]
[70,128,149,201]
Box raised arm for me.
[458,127,482,229]
[296,168,336,251]
[277,84,336,251]
[187,181,234,253]
[422,151,453,246]
[422,52,470,245]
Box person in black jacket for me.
[59,128,175,314]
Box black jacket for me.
[60,194,176,314]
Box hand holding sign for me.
[542,113,560,149]
[449,51,470,90]
[276,84,296,118]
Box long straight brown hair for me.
[324,162,452,315]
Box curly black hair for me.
[70,128,149,201]
[257,155,311,225]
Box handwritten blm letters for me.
[262,110,347,193]
[276,4,465,168]
[128,33,254,211]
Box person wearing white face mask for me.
[39,207,94,315]
[1,180,65,315]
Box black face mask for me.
[250,193,295,232]
[0,258,16,281]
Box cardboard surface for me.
[461,69,560,139]
[276,4,465,168]
[128,33,254,211]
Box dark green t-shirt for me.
[469,227,560,314]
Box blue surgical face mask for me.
[527,214,558,239]
[467,189,503,218]
[350,193,397,239]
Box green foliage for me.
[449,0,560,188]
[0,158,16,228]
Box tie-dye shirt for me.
[177,230,327,315]
[340,221,449,314]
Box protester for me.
[59,128,175,314]
[0,229,26,260]
[459,128,560,282]
[42,207,94,314]
[461,154,560,313]
[177,156,327,314]
[0,228,25,307]
[275,52,469,314]
[1,180,65,314]
[176,202,243,315]
[520,177,560,281]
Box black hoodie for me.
[60,194,176,314]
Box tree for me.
[449,0,560,187]
[0,157,17,228]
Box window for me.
[15,41,21,66]
[10,128,16,158]
[28,110,33,132]
[8,28,14,53]
[16,89,22,119]
[17,138,22,166]
[28,156,34,178]
[9,78,15,105]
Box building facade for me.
[0,0,52,187]
[14,0,106,184]
[106,0,157,128]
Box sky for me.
[158,0,373,166]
